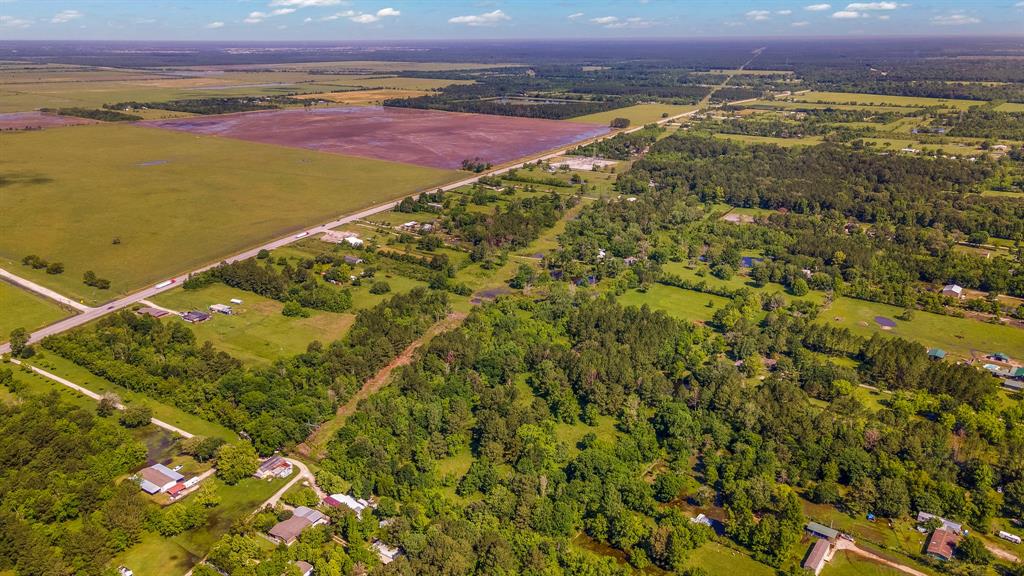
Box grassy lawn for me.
[823,550,907,576]
[617,284,729,323]
[23,352,238,442]
[151,284,355,365]
[114,532,198,576]
[0,123,455,304]
[682,541,776,576]
[822,297,1024,360]
[0,280,71,338]
[569,103,697,126]
[715,133,824,147]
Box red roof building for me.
[926,528,961,561]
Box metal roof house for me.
[181,310,210,323]
[138,463,184,494]
[802,538,831,575]
[926,528,961,561]
[324,493,371,518]
[267,507,328,546]
[805,521,839,541]
[916,512,963,534]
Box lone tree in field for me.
[9,328,31,358]
[610,117,630,129]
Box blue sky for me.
[0,1,1021,40]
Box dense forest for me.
[40,289,449,454]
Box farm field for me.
[190,60,517,73]
[0,123,455,303]
[791,91,981,109]
[293,88,431,105]
[150,284,355,366]
[822,296,1024,360]
[0,280,70,337]
[569,103,697,126]
[142,106,610,169]
[0,110,96,129]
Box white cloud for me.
[568,12,584,20]
[376,7,400,17]
[0,15,32,28]
[51,10,83,24]
[805,3,832,10]
[777,10,793,15]
[832,10,863,18]
[244,8,294,23]
[270,0,346,6]
[351,13,378,23]
[877,14,890,20]
[591,16,619,25]
[746,10,772,20]
[605,17,655,29]
[205,21,225,29]
[792,20,810,26]
[931,13,980,25]
[321,10,356,20]
[448,9,509,26]
[845,2,897,9]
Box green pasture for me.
[822,297,1024,361]
[823,551,910,576]
[715,133,824,147]
[682,542,775,576]
[617,284,729,323]
[569,103,696,126]
[0,280,70,338]
[0,123,455,304]
[151,284,355,365]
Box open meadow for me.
[0,123,456,304]
[791,90,981,110]
[0,281,70,336]
[569,103,697,126]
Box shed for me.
[372,540,402,565]
[167,482,186,499]
[292,561,314,576]
[230,298,243,305]
[181,310,210,324]
[805,521,839,541]
[925,528,960,561]
[343,255,364,265]
[1004,380,1024,392]
[136,307,168,318]
[802,538,830,575]
[927,348,946,360]
[138,464,184,494]
[941,284,964,299]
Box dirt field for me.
[141,106,610,169]
[0,111,96,130]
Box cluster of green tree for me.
[104,96,289,115]
[460,157,492,172]
[938,106,1024,140]
[696,107,905,140]
[0,391,149,575]
[40,288,449,454]
[21,254,64,274]
[82,270,110,290]
[569,125,662,160]
[444,191,571,251]
[386,91,627,120]
[396,190,444,213]
[807,80,1024,103]
[42,107,142,122]
[185,257,352,313]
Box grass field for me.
[617,284,729,323]
[0,123,455,304]
[151,284,355,365]
[822,297,1024,360]
[823,551,907,576]
[0,280,70,337]
[715,133,824,147]
[569,103,696,126]
[791,91,981,110]
[682,542,775,576]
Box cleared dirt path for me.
[297,311,468,459]
[830,538,929,576]
[0,267,91,312]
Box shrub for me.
[369,281,391,295]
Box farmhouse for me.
[802,538,831,575]
[209,303,232,315]
[181,310,210,324]
[255,456,293,479]
[805,521,839,541]
[136,307,168,318]
[941,284,964,299]
[925,528,960,561]
[137,463,184,494]
[324,493,371,518]
[267,506,328,546]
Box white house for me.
[324,493,371,517]
[941,284,964,299]
[137,464,184,494]
[372,539,402,564]
[344,236,364,247]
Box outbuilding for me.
[805,521,840,541]
[209,303,232,315]
[138,464,184,494]
[181,310,210,324]
[802,538,831,575]
[941,284,964,299]
[926,528,961,561]
[927,348,946,360]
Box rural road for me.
[262,458,322,508]
[0,57,762,356]
[7,357,195,438]
[830,538,928,576]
